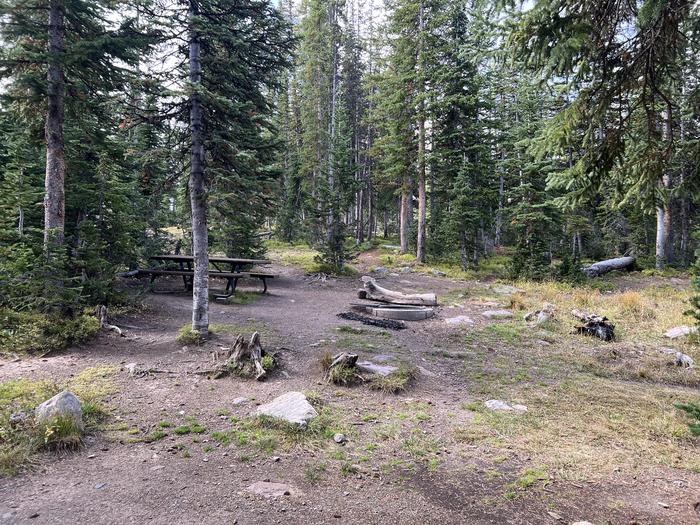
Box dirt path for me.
[1,264,698,524]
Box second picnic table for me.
[146,254,273,295]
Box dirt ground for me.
[1,256,699,525]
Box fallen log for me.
[571,309,615,341]
[359,276,437,306]
[582,256,635,278]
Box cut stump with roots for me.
[199,331,272,380]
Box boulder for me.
[35,391,83,430]
[482,309,513,320]
[373,266,389,276]
[484,399,527,413]
[256,392,318,427]
[356,361,399,377]
[664,326,697,339]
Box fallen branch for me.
[359,276,437,306]
[95,305,125,337]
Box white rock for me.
[571,522,595,525]
[35,391,83,430]
[333,433,347,444]
[445,316,474,326]
[482,309,513,320]
[256,392,318,427]
[675,352,694,368]
[232,397,249,405]
[356,361,399,377]
[484,399,527,413]
[664,326,697,339]
[246,481,293,498]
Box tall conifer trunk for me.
[399,185,410,253]
[188,0,209,337]
[415,0,427,263]
[44,0,66,249]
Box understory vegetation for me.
[0,366,117,476]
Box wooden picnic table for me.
[146,254,273,295]
[149,254,270,274]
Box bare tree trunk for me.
[655,175,671,270]
[415,0,426,264]
[44,0,66,250]
[400,186,411,254]
[189,1,209,337]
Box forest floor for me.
[1,245,700,524]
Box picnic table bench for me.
[142,255,275,296]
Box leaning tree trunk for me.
[44,0,66,250]
[188,2,209,337]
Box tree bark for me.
[583,256,635,278]
[415,0,427,264]
[399,184,410,253]
[44,0,66,249]
[189,1,209,337]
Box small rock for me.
[657,502,670,508]
[8,411,29,427]
[35,391,83,430]
[232,397,249,406]
[246,481,293,498]
[484,399,527,413]
[256,392,318,427]
[664,326,697,339]
[571,522,595,525]
[431,269,447,277]
[444,316,474,326]
[333,433,347,444]
[356,361,399,377]
[399,266,412,274]
[272,456,281,462]
[675,352,694,368]
[373,267,389,276]
[482,309,513,320]
[94,483,106,490]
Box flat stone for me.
[232,397,249,405]
[444,316,474,326]
[35,391,83,430]
[256,392,317,427]
[664,326,697,339]
[373,267,389,275]
[482,309,513,320]
[356,361,399,377]
[484,399,527,413]
[246,481,292,498]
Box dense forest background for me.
[0,0,698,329]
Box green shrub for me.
[675,402,700,436]
[176,325,205,346]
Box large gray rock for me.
[482,309,513,320]
[356,361,399,377]
[256,392,317,427]
[664,326,697,339]
[35,391,83,430]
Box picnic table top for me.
[149,254,270,265]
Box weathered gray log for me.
[582,256,635,278]
[359,276,437,306]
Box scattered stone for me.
[356,361,399,377]
[525,303,555,325]
[431,269,446,277]
[675,352,694,368]
[246,481,293,498]
[125,362,139,376]
[8,411,29,428]
[256,392,318,427]
[481,309,513,320]
[333,433,347,444]
[94,483,106,490]
[272,456,281,462]
[232,397,249,406]
[665,326,698,339]
[444,316,475,326]
[373,267,389,276]
[484,399,527,413]
[399,266,412,274]
[571,522,595,525]
[35,391,83,430]
[657,502,670,508]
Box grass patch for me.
[304,461,327,483]
[144,430,167,443]
[225,292,262,306]
[0,366,116,476]
[0,308,100,356]
[176,325,205,345]
[369,364,418,394]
